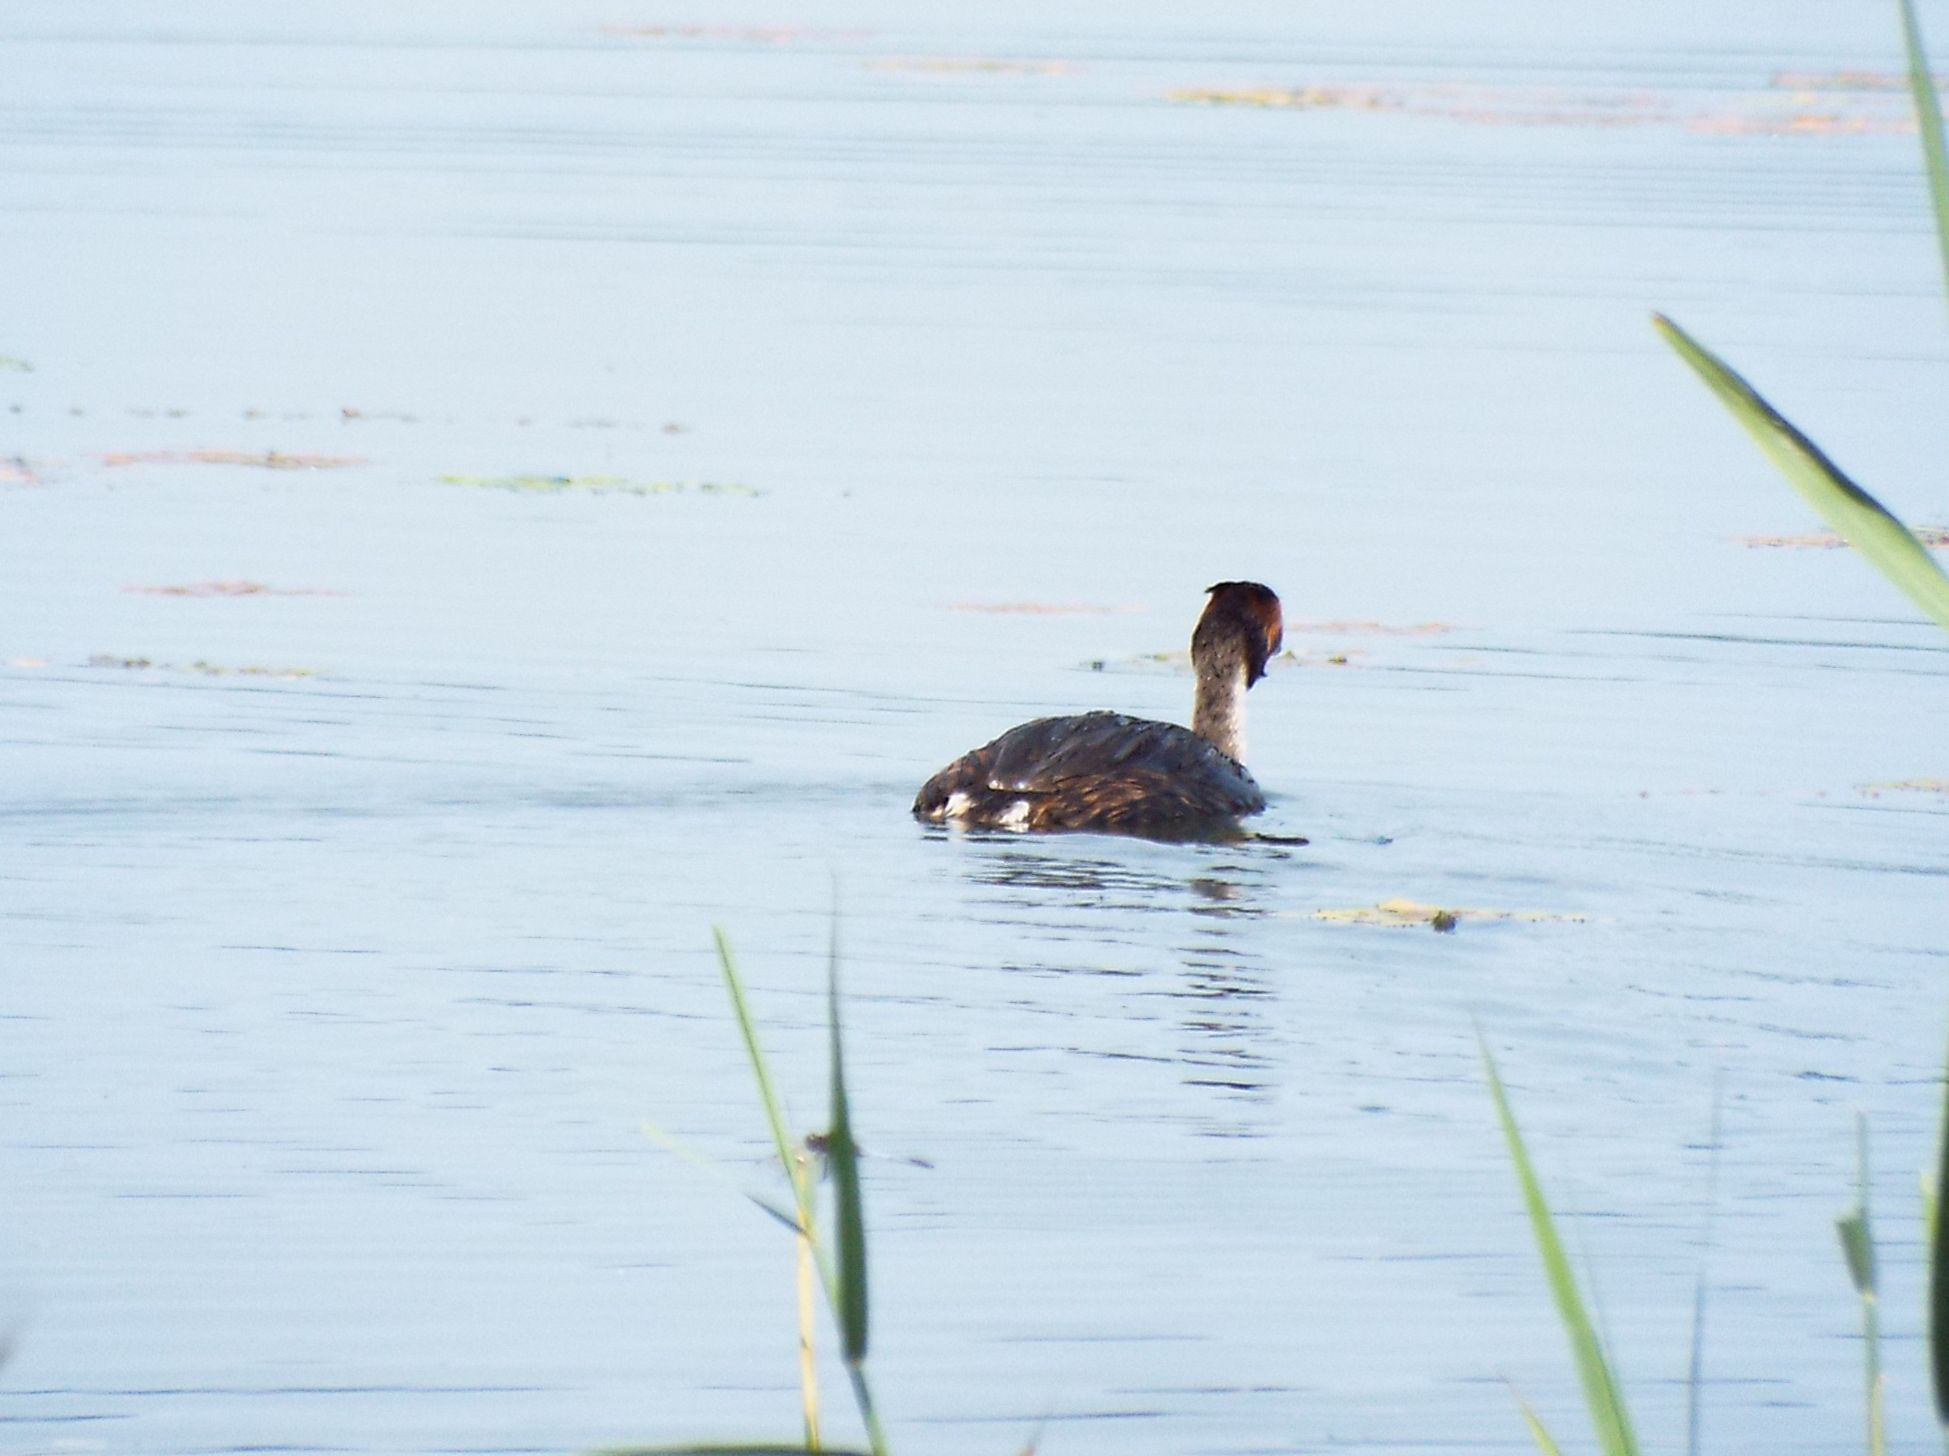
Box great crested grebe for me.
[913,581,1284,837]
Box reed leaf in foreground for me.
[1932,1021,1949,1426]
[712,929,888,1455]
[601,1445,874,1456]
[714,930,809,1211]
[1836,1113,1886,1456]
[823,921,886,1456]
[1510,1387,1566,1456]
[1480,1032,1640,1456]
[1685,1078,1725,1456]
[1651,314,1949,634]
[1899,0,1949,307]
[714,930,826,1449]
[1894,3,1949,1417]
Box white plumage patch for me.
[939,790,1032,830]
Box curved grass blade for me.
[598,1449,854,1455]
[1479,1032,1640,1456]
[826,942,868,1364]
[1686,1076,1725,1456]
[1898,0,1949,304]
[713,930,827,1450]
[1514,1393,1566,1456]
[714,929,806,1201]
[1932,1019,1949,1427]
[823,919,887,1456]
[1651,313,1949,634]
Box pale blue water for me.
[3,3,1948,1453]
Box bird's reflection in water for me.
[953,837,1303,1128]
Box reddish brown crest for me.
[1200,581,1284,684]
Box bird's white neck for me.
[1192,658,1248,764]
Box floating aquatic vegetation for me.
[599,23,870,44]
[870,56,1077,76]
[1687,112,1906,137]
[1165,79,1920,136]
[1859,778,1949,797]
[123,581,343,598]
[99,449,366,470]
[949,601,1137,615]
[1166,82,1665,127]
[0,355,31,372]
[1169,84,1398,111]
[1741,526,1949,549]
[87,654,317,678]
[438,473,761,497]
[1771,69,1949,90]
[1288,619,1461,636]
[1305,897,1591,928]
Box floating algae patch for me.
[1169,85,1401,112]
[1165,79,1918,136]
[87,654,317,679]
[0,355,32,372]
[1771,69,1949,90]
[599,23,871,44]
[438,473,761,497]
[1304,897,1592,929]
[950,600,1139,615]
[123,580,345,598]
[1740,526,1949,549]
[871,56,1078,76]
[1858,779,1949,798]
[100,449,366,470]
[1165,82,1666,126]
[1288,620,1463,636]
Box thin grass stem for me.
[1686,1074,1725,1456]
[1931,1017,1949,1434]
[796,1218,821,1451]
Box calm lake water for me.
[4,3,1948,1452]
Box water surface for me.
[3,4,1948,1453]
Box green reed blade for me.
[1514,1393,1566,1456]
[1932,1019,1949,1427]
[1838,1210,1878,1301]
[1686,1075,1725,1456]
[1898,0,1949,308]
[598,1445,876,1456]
[826,927,870,1366]
[713,929,807,1206]
[1652,314,1949,634]
[1836,1114,1886,1456]
[1480,1032,1640,1456]
[713,929,831,1451]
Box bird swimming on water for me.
[912,581,1284,838]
